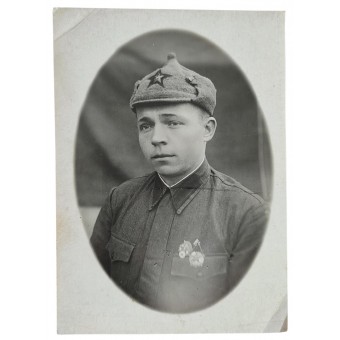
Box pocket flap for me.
[105,234,135,262]
[171,255,228,279]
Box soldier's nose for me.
[151,124,167,145]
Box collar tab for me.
[149,158,211,213]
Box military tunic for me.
[90,159,269,313]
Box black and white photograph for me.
[54,8,286,333]
[5,1,340,340]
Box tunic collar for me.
[149,158,211,214]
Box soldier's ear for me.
[203,117,217,142]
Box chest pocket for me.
[171,254,228,280]
[105,234,135,263]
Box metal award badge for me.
[178,239,205,268]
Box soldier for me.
[90,52,269,313]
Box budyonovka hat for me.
[130,53,217,116]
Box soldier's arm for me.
[90,188,116,275]
[227,200,270,291]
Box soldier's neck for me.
[158,158,205,188]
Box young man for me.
[90,53,269,313]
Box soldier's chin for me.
[153,163,179,177]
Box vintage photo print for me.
[54,8,286,333]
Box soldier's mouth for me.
[151,154,174,159]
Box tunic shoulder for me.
[209,167,265,206]
[109,172,156,205]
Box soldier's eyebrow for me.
[137,116,154,123]
[160,113,178,118]
[159,113,186,121]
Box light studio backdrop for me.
[54,9,286,333]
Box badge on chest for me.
[178,239,205,267]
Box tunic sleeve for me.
[90,188,116,275]
[228,200,270,291]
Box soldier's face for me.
[136,103,216,185]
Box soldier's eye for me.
[168,121,181,127]
[139,124,151,131]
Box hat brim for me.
[131,97,194,112]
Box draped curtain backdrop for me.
[75,30,272,208]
